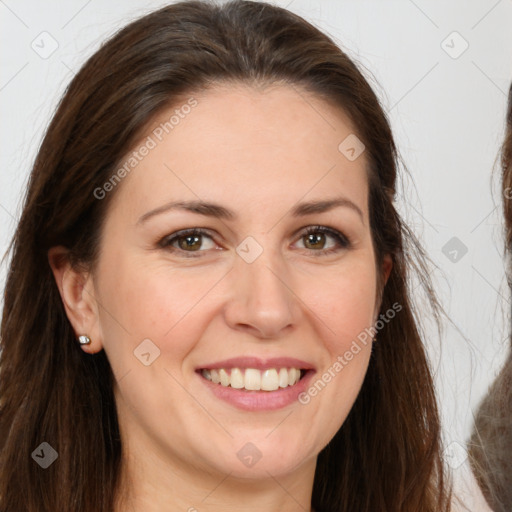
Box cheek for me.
[293,262,377,451]
[307,261,378,349]
[306,260,376,389]
[95,254,228,354]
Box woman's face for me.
[79,84,389,481]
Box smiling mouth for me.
[200,367,308,392]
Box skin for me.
[49,83,392,512]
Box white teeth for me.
[219,368,229,387]
[278,368,288,388]
[201,367,303,391]
[261,369,279,391]
[244,368,261,390]
[230,368,244,389]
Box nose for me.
[223,246,299,340]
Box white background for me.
[1,0,512,494]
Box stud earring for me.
[78,335,91,345]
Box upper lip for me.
[196,356,316,371]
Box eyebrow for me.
[137,197,364,224]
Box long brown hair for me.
[468,84,512,512]
[0,1,451,510]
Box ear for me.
[48,246,103,354]
[381,253,392,286]
[373,253,393,322]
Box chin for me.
[197,435,316,480]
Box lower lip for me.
[197,370,315,411]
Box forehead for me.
[109,83,369,221]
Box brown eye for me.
[295,226,350,256]
[303,232,327,250]
[159,228,217,256]
[177,234,203,251]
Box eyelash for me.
[158,225,351,258]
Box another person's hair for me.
[468,84,512,512]
[0,1,451,511]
